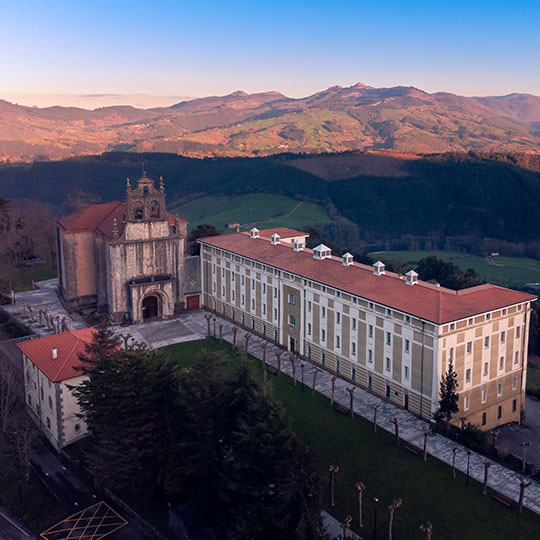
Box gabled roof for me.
[17,328,96,382]
[257,228,309,240]
[199,232,536,324]
[57,202,186,241]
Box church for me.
[56,173,200,324]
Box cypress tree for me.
[435,358,460,433]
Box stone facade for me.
[57,174,198,324]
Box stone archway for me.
[142,295,160,320]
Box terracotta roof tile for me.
[257,228,309,239]
[58,202,187,241]
[199,233,536,324]
[17,328,96,382]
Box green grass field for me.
[375,250,540,287]
[162,339,540,540]
[170,193,329,231]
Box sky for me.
[1,0,539,108]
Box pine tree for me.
[434,359,460,433]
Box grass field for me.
[170,193,329,231]
[162,339,540,540]
[375,250,540,287]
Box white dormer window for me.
[405,270,418,285]
[250,227,259,239]
[342,252,353,266]
[271,233,280,245]
[313,244,332,260]
[293,239,304,251]
[373,261,385,275]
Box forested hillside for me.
[2,151,540,257]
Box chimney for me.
[313,244,331,260]
[250,227,259,239]
[52,347,58,359]
[373,261,385,275]
[293,239,304,252]
[271,233,280,245]
[342,252,353,266]
[405,269,419,285]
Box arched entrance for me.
[142,295,160,320]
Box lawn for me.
[169,193,329,231]
[375,250,540,287]
[162,339,540,540]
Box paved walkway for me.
[2,279,85,337]
[123,310,540,516]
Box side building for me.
[199,228,536,430]
[17,328,94,450]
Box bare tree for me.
[519,475,532,515]
[521,442,531,473]
[372,404,380,432]
[232,326,238,351]
[204,313,212,337]
[347,387,355,419]
[340,514,352,539]
[275,350,284,376]
[312,368,322,397]
[423,426,432,461]
[482,461,492,495]
[13,411,36,482]
[452,447,458,478]
[261,342,268,397]
[0,357,21,436]
[289,353,297,385]
[390,417,400,446]
[219,324,223,344]
[387,498,402,540]
[243,332,251,359]
[329,464,340,508]
[355,481,366,528]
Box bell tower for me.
[126,173,167,222]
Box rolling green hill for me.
[376,250,540,287]
[170,194,329,231]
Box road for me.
[0,506,34,539]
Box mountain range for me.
[1,82,540,162]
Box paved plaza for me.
[124,309,540,516]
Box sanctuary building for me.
[56,174,200,324]
[199,227,536,430]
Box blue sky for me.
[1,0,539,104]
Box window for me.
[369,302,374,310]
[242,314,245,325]
[308,346,312,358]
[222,267,225,277]
[352,318,357,330]
[502,308,507,315]
[288,293,296,305]
[232,272,235,281]
[213,282,216,293]
[308,301,312,312]
[486,313,491,320]
[497,383,502,396]
[405,339,410,353]
[513,399,517,413]
[322,307,326,318]
[337,312,341,324]
[369,325,373,338]
[483,362,488,376]
[449,348,454,361]
[386,385,391,398]
[466,341,472,354]
[232,309,236,320]
[465,369,471,383]
[322,329,326,342]
[404,366,409,380]
[450,323,455,330]
[501,331,506,343]
[252,280,255,290]
[40,387,44,400]
[405,315,411,323]
[336,336,341,348]
[497,405,502,419]
[252,319,255,330]
[385,357,391,372]
[241,275,245,285]
[352,342,356,355]
[252,298,255,310]
[27,394,32,406]
[386,308,392,316]
[482,412,486,426]
[515,351,519,364]
[74,423,81,433]
[322,286,327,293]
[499,356,504,370]
[232,291,235,301]
[46,417,51,429]
[274,289,278,298]
[484,336,490,348]
[336,359,340,372]
[263,324,266,335]
[352,368,356,380]
[263,304,266,315]
[308,323,312,335]
[274,330,278,341]
[464,396,470,410]
[386,332,391,345]
[368,349,373,363]
[322,353,326,366]
[468,318,473,326]
[518,304,522,311]
[263,283,266,294]
[222,286,225,296]
[368,376,373,389]
[241,294,245,305]
[274,308,278,320]
[513,377,518,390]
[482,389,487,403]
[48,396,53,410]
[289,315,296,326]
[213,264,216,274]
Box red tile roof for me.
[257,228,309,239]
[199,233,536,324]
[58,202,187,241]
[17,328,96,382]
